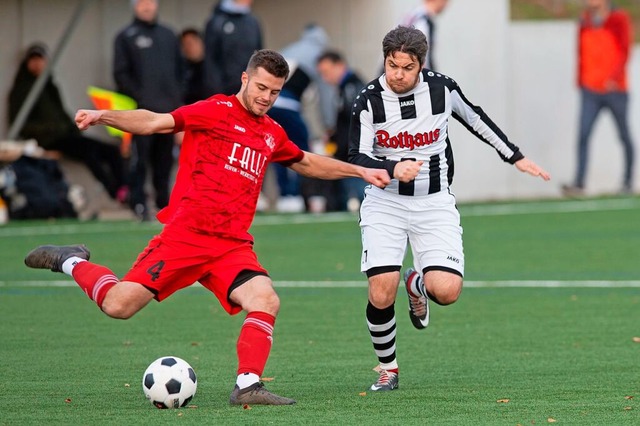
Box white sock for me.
[236,372,260,390]
[61,257,87,276]
[380,360,399,371]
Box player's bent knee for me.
[250,289,280,315]
[231,278,281,316]
[433,290,460,306]
[367,272,400,308]
[369,290,396,308]
[100,284,152,319]
[101,299,139,319]
[427,276,463,306]
[436,284,462,305]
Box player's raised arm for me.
[75,109,176,135]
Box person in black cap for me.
[8,42,127,204]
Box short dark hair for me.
[246,49,289,79]
[382,26,428,67]
[317,50,345,65]
[180,27,202,39]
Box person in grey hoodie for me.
[204,0,263,96]
[268,24,335,212]
[113,0,184,221]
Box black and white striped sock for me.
[408,271,428,299]
[366,301,398,370]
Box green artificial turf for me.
[0,197,638,424]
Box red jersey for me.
[578,9,632,92]
[156,94,304,241]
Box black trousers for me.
[52,134,125,199]
[127,133,174,211]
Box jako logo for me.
[400,100,415,107]
[375,129,440,150]
[447,255,460,263]
[234,124,246,133]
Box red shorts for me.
[122,224,268,315]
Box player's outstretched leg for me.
[24,244,90,272]
[229,382,296,405]
[25,244,123,313]
[404,268,429,329]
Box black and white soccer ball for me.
[142,356,197,409]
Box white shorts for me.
[359,186,464,276]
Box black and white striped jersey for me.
[349,69,524,196]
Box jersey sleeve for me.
[448,81,524,164]
[271,124,305,166]
[170,97,225,133]
[348,91,398,178]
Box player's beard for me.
[387,74,420,95]
[242,90,270,117]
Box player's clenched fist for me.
[362,168,391,189]
[393,160,424,183]
[75,109,103,130]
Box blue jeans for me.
[575,89,634,189]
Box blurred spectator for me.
[180,28,208,104]
[0,140,85,220]
[114,0,184,220]
[400,0,449,70]
[562,0,634,196]
[8,43,126,204]
[317,50,367,212]
[268,24,334,212]
[203,0,262,96]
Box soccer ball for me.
[142,356,197,409]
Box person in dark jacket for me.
[113,0,184,220]
[180,28,208,104]
[8,43,126,202]
[203,0,262,96]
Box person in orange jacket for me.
[563,0,635,196]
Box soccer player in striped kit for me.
[23,49,390,406]
[349,26,550,391]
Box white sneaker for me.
[346,197,360,213]
[276,195,305,213]
[256,192,269,212]
[369,368,398,391]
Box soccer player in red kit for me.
[24,49,391,406]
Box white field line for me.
[0,198,638,238]
[277,280,640,288]
[2,280,640,288]
[460,198,640,217]
[0,222,161,238]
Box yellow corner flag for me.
[87,86,137,157]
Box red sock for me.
[236,311,275,376]
[71,261,118,308]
